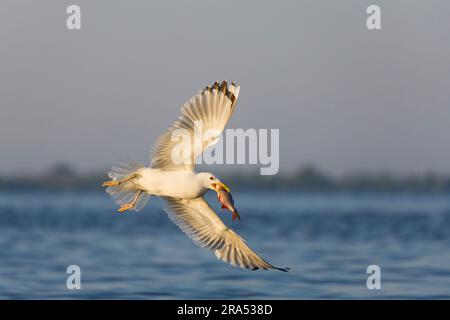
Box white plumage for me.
[103,81,288,271]
[150,81,239,171]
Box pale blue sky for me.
[1,1,449,176]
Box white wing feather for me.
[150,81,239,171]
[163,197,289,271]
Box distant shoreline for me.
[1,165,449,193]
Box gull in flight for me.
[102,81,288,272]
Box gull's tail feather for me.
[105,160,150,211]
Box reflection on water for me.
[0,190,450,299]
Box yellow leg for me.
[102,180,119,187]
[117,190,142,213]
[102,174,138,187]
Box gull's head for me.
[198,172,231,192]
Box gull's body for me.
[138,169,207,199]
[103,81,288,271]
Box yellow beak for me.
[214,182,231,193]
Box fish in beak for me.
[212,182,241,221]
[212,181,231,193]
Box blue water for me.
[1,190,450,299]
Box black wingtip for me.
[273,266,290,272]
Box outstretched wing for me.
[163,197,288,271]
[150,80,240,171]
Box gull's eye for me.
[210,176,214,180]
